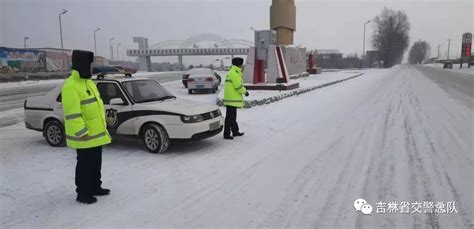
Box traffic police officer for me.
[223,57,249,139]
[62,50,112,204]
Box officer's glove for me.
[245,91,249,97]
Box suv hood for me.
[134,98,218,116]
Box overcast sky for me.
[1,0,472,65]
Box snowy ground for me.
[1,66,473,228]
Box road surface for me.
[0,66,472,228]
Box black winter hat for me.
[71,50,94,78]
[232,57,244,67]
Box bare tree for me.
[371,7,410,68]
[408,40,430,64]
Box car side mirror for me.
[110,98,125,105]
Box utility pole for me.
[437,45,440,60]
[23,37,29,49]
[116,43,121,61]
[59,9,68,72]
[362,20,371,68]
[94,27,100,55]
[109,37,114,60]
[447,38,451,60]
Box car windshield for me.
[122,79,175,103]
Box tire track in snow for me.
[258,138,343,228]
[354,69,404,229]
[406,70,474,228]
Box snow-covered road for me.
[1,66,473,228]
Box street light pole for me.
[23,37,29,49]
[109,37,114,60]
[94,27,100,55]
[362,20,371,68]
[59,9,68,72]
[437,45,440,60]
[447,38,451,60]
[116,43,121,61]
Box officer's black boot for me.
[76,195,97,204]
[93,188,110,196]
[233,132,244,137]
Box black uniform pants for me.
[75,146,102,196]
[224,106,240,136]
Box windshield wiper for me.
[157,95,176,101]
[137,96,176,103]
[137,98,161,103]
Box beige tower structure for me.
[270,0,296,45]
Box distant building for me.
[315,49,343,69]
[365,50,383,68]
[32,47,72,72]
[341,57,360,69]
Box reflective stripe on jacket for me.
[223,65,247,108]
[61,70,111,149]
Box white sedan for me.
[24,76,224,154]
[186,68,220,94]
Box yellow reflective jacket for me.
[223,65,247,108]
[61,70,111,149]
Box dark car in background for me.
[114,65,138,77]
[443,61,453,69]
[93,65,137,79]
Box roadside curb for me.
[217,73,364,108]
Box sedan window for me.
[97,82,128,105]
[122,80,175,103]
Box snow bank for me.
[216,72,363,108]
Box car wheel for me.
[125,73,132,77]
[188,89,193,94]
[44,120,66,147]
[142,124,169,154]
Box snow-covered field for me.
[1,66,473,228]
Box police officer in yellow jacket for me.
[223,58,249,139]
[62,50,111,204]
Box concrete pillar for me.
[178,55,183,71]
[133,37,152,71]
[145,56,152,72]
[270,0,296,45]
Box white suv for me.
[24,77,223,153]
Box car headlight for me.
[181,114,204,123]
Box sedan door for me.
[96,82,134,135]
